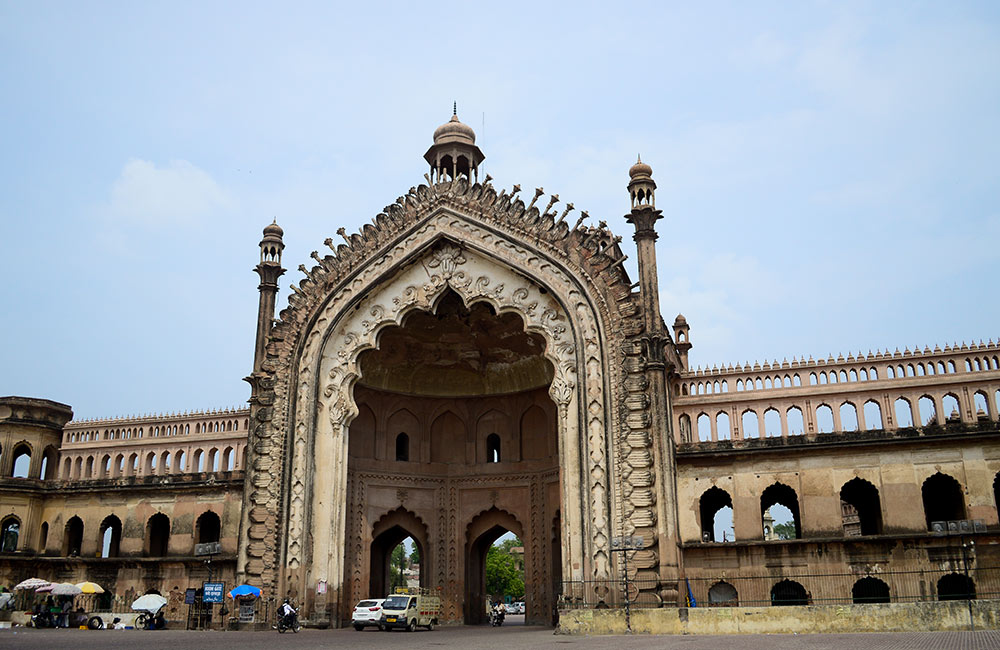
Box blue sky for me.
[2,2,998,420]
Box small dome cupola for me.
[260,219,285,265]
[628,155,656,209]
[424,104,485,183]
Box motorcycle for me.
[30,612,56,628]
[489,608,505,627]
[277,611,301,633]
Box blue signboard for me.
[203,582,225,604]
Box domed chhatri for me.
[424,104,485,183]
[627,154,656,209]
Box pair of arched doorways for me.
[366,506,562,625]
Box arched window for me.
[708,581,738,606]
[224,447,235,471]
[771,579,807,606]
[895,398,914,428]
[486,434,501,463]
[786,407,804,435]
[918,396,937,426]
[943,394,961,422]
[177,451,186,471]
[678,414,692,443]
[146,513,170,556]
[840,402,859,432]
[938,573,975,601]
[742,410,759,439]
[0,517,19,552]
[99,515,122,558]
[395,433,409,462]
[11,443,31,478]
[716,412,731,440]
[840,477,882,535]
[852,577,890,603]
[700,487,733,542]
[697,413,712,442]
[63,516,84,556]
[922,473,965,529]
[764,409,781,438]
[816,405,834,433]
[863,400,883,430]
[39,522,48,553]
[761,483,801,539]
[195,511,221,545]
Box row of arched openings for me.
[60,446,240,480]
[0,443,58,479]
[706,574,976,606]
[66,418,249,443]
[0,511,221,556]
[700,472,975,543]
[393,432,502,463]
[682,390,999,442]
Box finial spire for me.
[453,101,457,116]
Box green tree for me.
[485,543,524,599]
[773,522,797,540]
[410,545,420,566]
[389,543,407,589]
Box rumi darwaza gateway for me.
[2,113,1000,630]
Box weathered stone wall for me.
[557,601,1000,634]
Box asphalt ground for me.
[2,620,1000,650]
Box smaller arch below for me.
[771,579,808,606]
[852,577,890,604]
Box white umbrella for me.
[14,578,50,591]
[50,583,82,596]
[131,594,168,613]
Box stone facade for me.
[1,115,998,629]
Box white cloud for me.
[107,159,233,225]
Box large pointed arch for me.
[237,179,660,625]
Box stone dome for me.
[629,155,653,179]
[263,220,284,238]
[433,114,476,146]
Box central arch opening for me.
[345,288,561,625]
[465,508,524,625]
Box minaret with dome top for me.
[249,219,286,381]
[424,104,485,182]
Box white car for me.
[511,601,525,614]
[352,599,385,630]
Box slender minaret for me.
[237,219,285,591]
[626,156,662,336]
[251,220,286,377]
[625,156,683,605]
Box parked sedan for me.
[352,599,386,630]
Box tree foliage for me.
[485,538,524,598]
[773,522,797,540]
[389,543,407,589]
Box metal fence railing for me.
[561,565,1000,609]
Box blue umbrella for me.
[229,584,262,598]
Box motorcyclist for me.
[279,598,297,627]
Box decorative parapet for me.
[672,341,1000,443]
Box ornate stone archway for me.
[282,212,614,623]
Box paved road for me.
[3,624,1000,650]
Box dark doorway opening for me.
[852,577,890,603]
[771,579,807,606]
[938,573,975,600]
